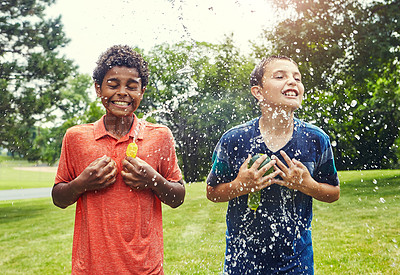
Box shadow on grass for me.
[0,198,54,224]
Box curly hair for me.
[92,45,149,88]
[250,55,298,87]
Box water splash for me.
[170,0,196,75]
[141,109,172,121]
[177,64,194,74]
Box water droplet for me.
[177,65,194,74]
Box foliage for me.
[34,75,102,165]
[0,0,77,159]
[36,98,103,165]
[255,0,400,170]
[4,0,400,176]
[143,37,257,182]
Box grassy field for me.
[0,166,399,274]
[312,170,400,274]
[0,160,56,190]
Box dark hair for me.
[250,55,298,87]
[92,45,149,88]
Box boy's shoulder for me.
[294,118,330,140]
[140,120,174,141]
[143,120,169,130]
[65,123,94,135]
[142,120,171,134]
[221,118,258,140]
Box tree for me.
[33,74,100,165]
[143,37,256,182]
[142,41,212,182]
[254,0,400,169]
[0,0,76,159]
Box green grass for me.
[0,198,75,274]
[162,182,227,274]
[0,161,56,190]
[0,169,399,274]
[313,170,400,274]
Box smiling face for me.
[251,59,304,112]
[95,66,145,118]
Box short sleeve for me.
[207,136,234,187]
[314,135,339,186]
[55,130,75,184]
[158,128,182,183]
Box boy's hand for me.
[236,154,279,193]
[79,155,117,192]
[121,156,157,190]
[121,156,185,208]
[274,150,312,189]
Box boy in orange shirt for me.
[52,45,185,274]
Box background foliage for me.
[1,0,399,181]
[0,0,77,159]
[257,0,400,170]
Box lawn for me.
[0,168,399,274]
[0,160,56,190]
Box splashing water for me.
[130,109,173,142]
[141,109,172,121]
[177,65,194,74]
[171,0,196,75]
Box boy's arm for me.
[206,154,280,202]
[274,150,340,203]
[149,176,185,208]
[121,157,185,208]
[52,156,118,209]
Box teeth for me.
[284,91,297,97]
[113,101,129,106]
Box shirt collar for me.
[94,114,143,141]
[128,114,145,141]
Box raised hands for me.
[78,155,118,192]
[207,154,280,202]
[237,154,280,193]
[121,156,157,190]
[52,155,118,208]
[273,150,312,190]
[121,156,185,208]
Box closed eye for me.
[127,85,140,91]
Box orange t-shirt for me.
[55,115,182,274]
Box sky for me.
[46,0,276,74]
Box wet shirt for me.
[208,117,339,274]
[55,115,182,275]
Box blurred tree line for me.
[1,0,399,182]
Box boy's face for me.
[95,66,145,118]
[253,59,304,111]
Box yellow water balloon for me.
[126,142,138,158]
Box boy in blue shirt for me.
[206,56,340,274]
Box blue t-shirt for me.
[207,117,339,274]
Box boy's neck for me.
[104,114,134,140]
[259,108,294,152]
[260,107,294,131]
